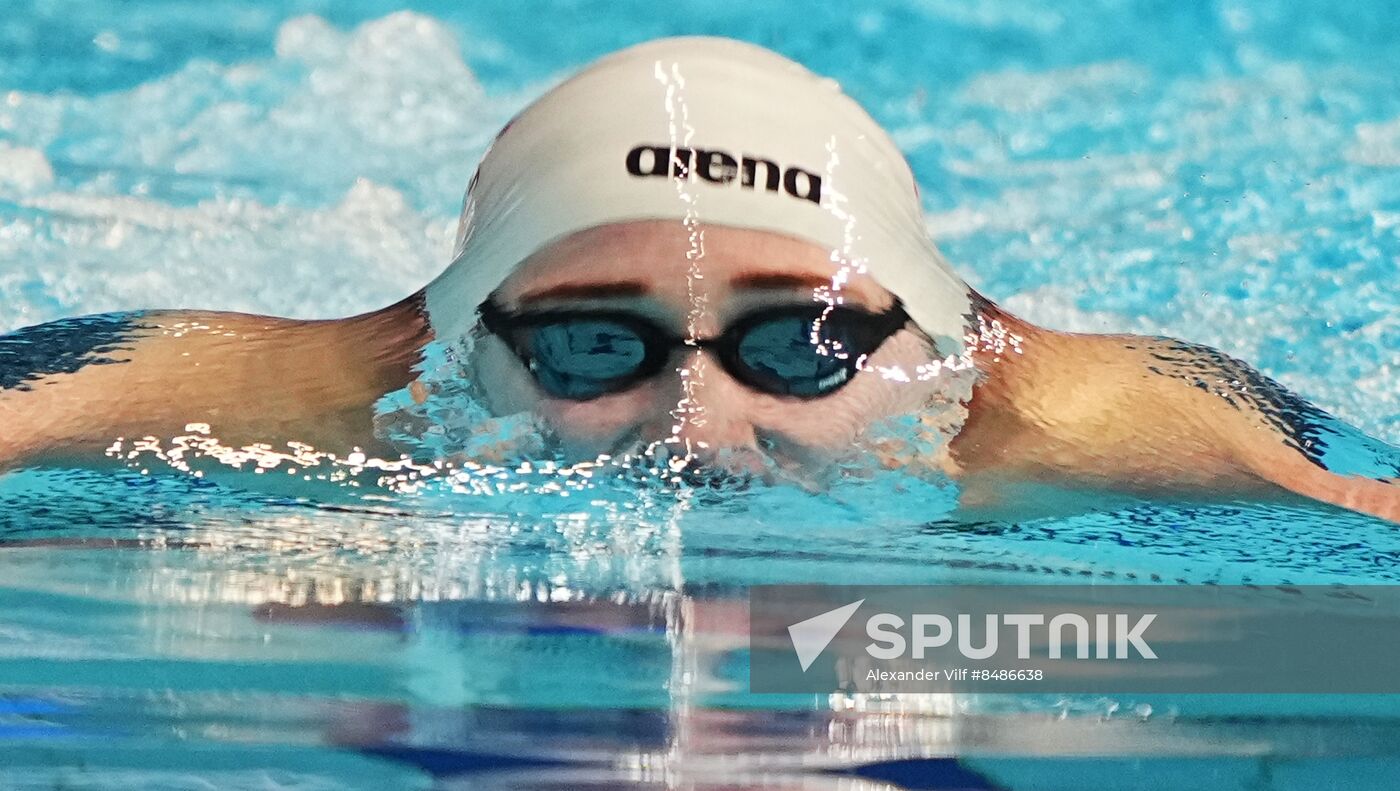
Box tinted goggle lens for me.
[732,315,861,397]
[495,306,904,401]
[525,319,652,400]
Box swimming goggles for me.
[479,300,910,401]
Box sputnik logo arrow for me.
[787,599,864,672]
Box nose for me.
[639,348,767,472]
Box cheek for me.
[750,331,939,448]
[755,384,912,451]
[860,330,950,413]
[537,387,657,450]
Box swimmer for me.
[0,37,1396,523]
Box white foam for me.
[0,142,54,192]
[0,13,520,327]
[1348,117,1400,167]
[7,13,514,208]
[1,180,451,327]
[958,61,1149,114]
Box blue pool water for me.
[1,1,1399,788]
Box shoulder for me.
[0,312,152,392]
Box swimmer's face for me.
[477,221,944,476]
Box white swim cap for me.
[426,36,971,353]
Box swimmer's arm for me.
[0,301,429,469]
[1138,338,1400,524]
[950,330,1400,524]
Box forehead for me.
[494,220,892,305]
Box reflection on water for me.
[3,457,1400,787]
[6,568,1400,788]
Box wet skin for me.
[481,221,1400,521]
[0,220,1395,522]
[475,221,948,477]
[949,305,1399,521]
[0,298,429,467]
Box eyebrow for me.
[515,272,857,304]
[731,272,842,291]
[518,281,649,303]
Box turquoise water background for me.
[1,1,1399,789]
